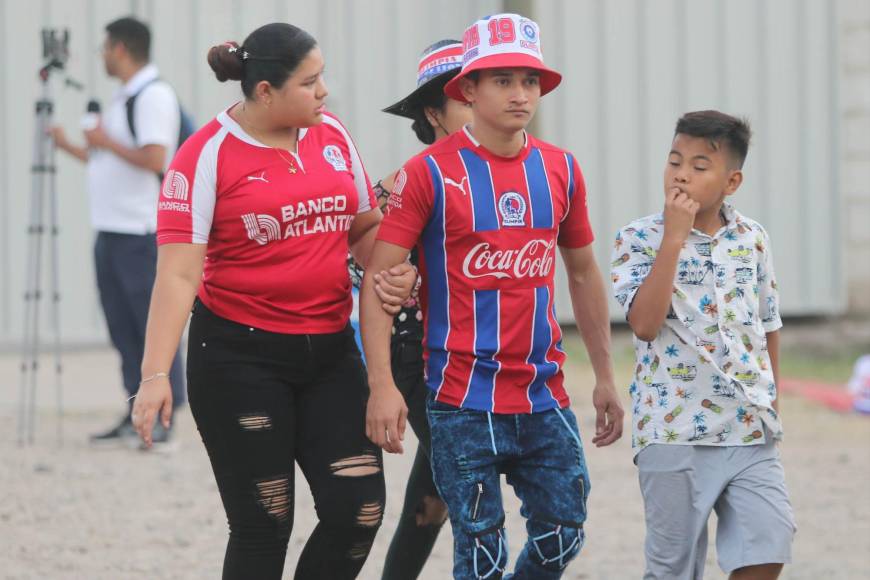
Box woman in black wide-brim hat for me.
[350,38,472,580]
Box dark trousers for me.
[428,396,591,580]
[187,301,385,580]
[94,231,184,408]
[382,340,446,580]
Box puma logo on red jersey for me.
[443,176,468,196]
[246,171,269,183]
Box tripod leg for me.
[18,172,38,446]
[47,130,64,446]
[25,99,49,445]
[19,104,46,446]
[27,138,46,446]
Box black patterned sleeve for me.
[373,180,392,213]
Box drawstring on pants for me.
[554,407,582,448]
[486,412,498,455]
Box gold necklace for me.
[241,108,299,174]
[271,146,299,174]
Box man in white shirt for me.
[52,17,185,447]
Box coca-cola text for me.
[462,239,555,280]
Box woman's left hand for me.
[374,262,418,314]
[365,382,408,454]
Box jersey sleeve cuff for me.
[376,223,419,250]
[557,227,595,249]
[157,233,208,245]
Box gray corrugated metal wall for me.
[0,0,847,346]
[0,0,500,344]
[537,0,844,322]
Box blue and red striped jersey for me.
[377,127,594,414]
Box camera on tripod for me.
[40,28,70,78]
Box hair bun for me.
[207,41,244,82]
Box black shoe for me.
[89,414,137,447]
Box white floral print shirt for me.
[611,203,783,454]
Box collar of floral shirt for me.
[693,202,740,238]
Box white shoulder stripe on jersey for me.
[541,286,560,405]
[521,161,534,227]
[525,285,539,412]
[491,292,502,412]
[426,156,452,399]
[321,115,372,214]
[539,151,555,225]
[457,152,475,230]
[189,126,228,243]
[561,153,573,223]
[460,302,477,408]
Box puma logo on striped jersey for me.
[443,176,468,196]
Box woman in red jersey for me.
[130,23,412,580]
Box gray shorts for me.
[637,439,796,579]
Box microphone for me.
[81,99,101,131]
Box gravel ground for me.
[1,343,868,579]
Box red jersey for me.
[157,106,376,334]
[377,127,594,414]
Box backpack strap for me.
[125,77,167,182]
[125,77,160,143]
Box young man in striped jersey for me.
[361,14,623,579]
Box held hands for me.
[591,382,625,447]
[663,186,699,244]
[365,382,408,454]
[374,262,418,315]
[130,377,173,448]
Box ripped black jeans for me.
[187,300,385,580]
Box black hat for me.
[382,39,463,119]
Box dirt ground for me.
[1,332,869,579]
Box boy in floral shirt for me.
[612,111,795,579]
